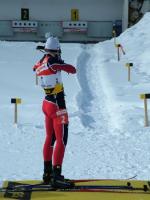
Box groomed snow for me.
[1,12,150,184]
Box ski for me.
[0,182,149,193]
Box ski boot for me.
[43,161,53,185]
[51,165,74,189]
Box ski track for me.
[64,46,128,179]
[90,43,150,180]
[64,44,150,180]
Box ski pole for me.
[120,44,125,55]
[116,44,125,61]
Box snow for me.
[1,12,150,184]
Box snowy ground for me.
[1,13,150,185]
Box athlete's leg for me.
[43,116,54,161]
[42,100,57,183]
[52,110,69,166]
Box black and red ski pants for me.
[42,91,68,166]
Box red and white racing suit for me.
[33,54,76,166]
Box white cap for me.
[45,37,60,51]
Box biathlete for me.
[33,36,76,188]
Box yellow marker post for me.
[125,63,133,81]
[140,94,150,127]
[112,30,116,45]
[11,98,22,124]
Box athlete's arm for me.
[51,64,76,74]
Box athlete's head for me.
[44,36,61,54]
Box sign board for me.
[71,9,79,21]
[21,8,29,20]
